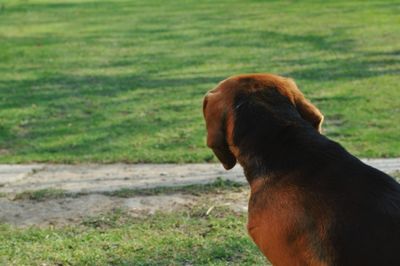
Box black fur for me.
[233,88,400,265]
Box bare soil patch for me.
[0,188,249,227]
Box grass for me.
[10,178,245,201]
[0,204,267,265]
[13,188,66,201]
[393,171,400,180]
[0,0,399,163]
[106,177,244,197]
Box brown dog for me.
[203,74,400,266]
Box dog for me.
[203,74,400,266]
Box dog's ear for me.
[203,93,236,170]
[295,96,324,132]
[284,78,324,132]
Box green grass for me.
[9,178,244,201]
[393,171,400,181]
[106,177,244,197]
[0,0,399,163]
[13,188,66,201]
[0,207,267,265]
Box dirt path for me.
[0,160,399,227]
[1,159,399,195]
[0,164,243,194]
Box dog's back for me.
[323,159,400,265]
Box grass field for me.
[0,0,399,163]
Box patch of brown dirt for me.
[0,190,249,227]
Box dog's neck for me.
[236,124,333,183]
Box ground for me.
[1,162,399,265]
[1,160,399,226]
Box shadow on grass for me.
[285,56,400,82]
[0,74,223,109]
[0,73,223,161]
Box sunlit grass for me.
[0,0,399,163]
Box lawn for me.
[0,0,399,163]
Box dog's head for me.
[203,74,324,170]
